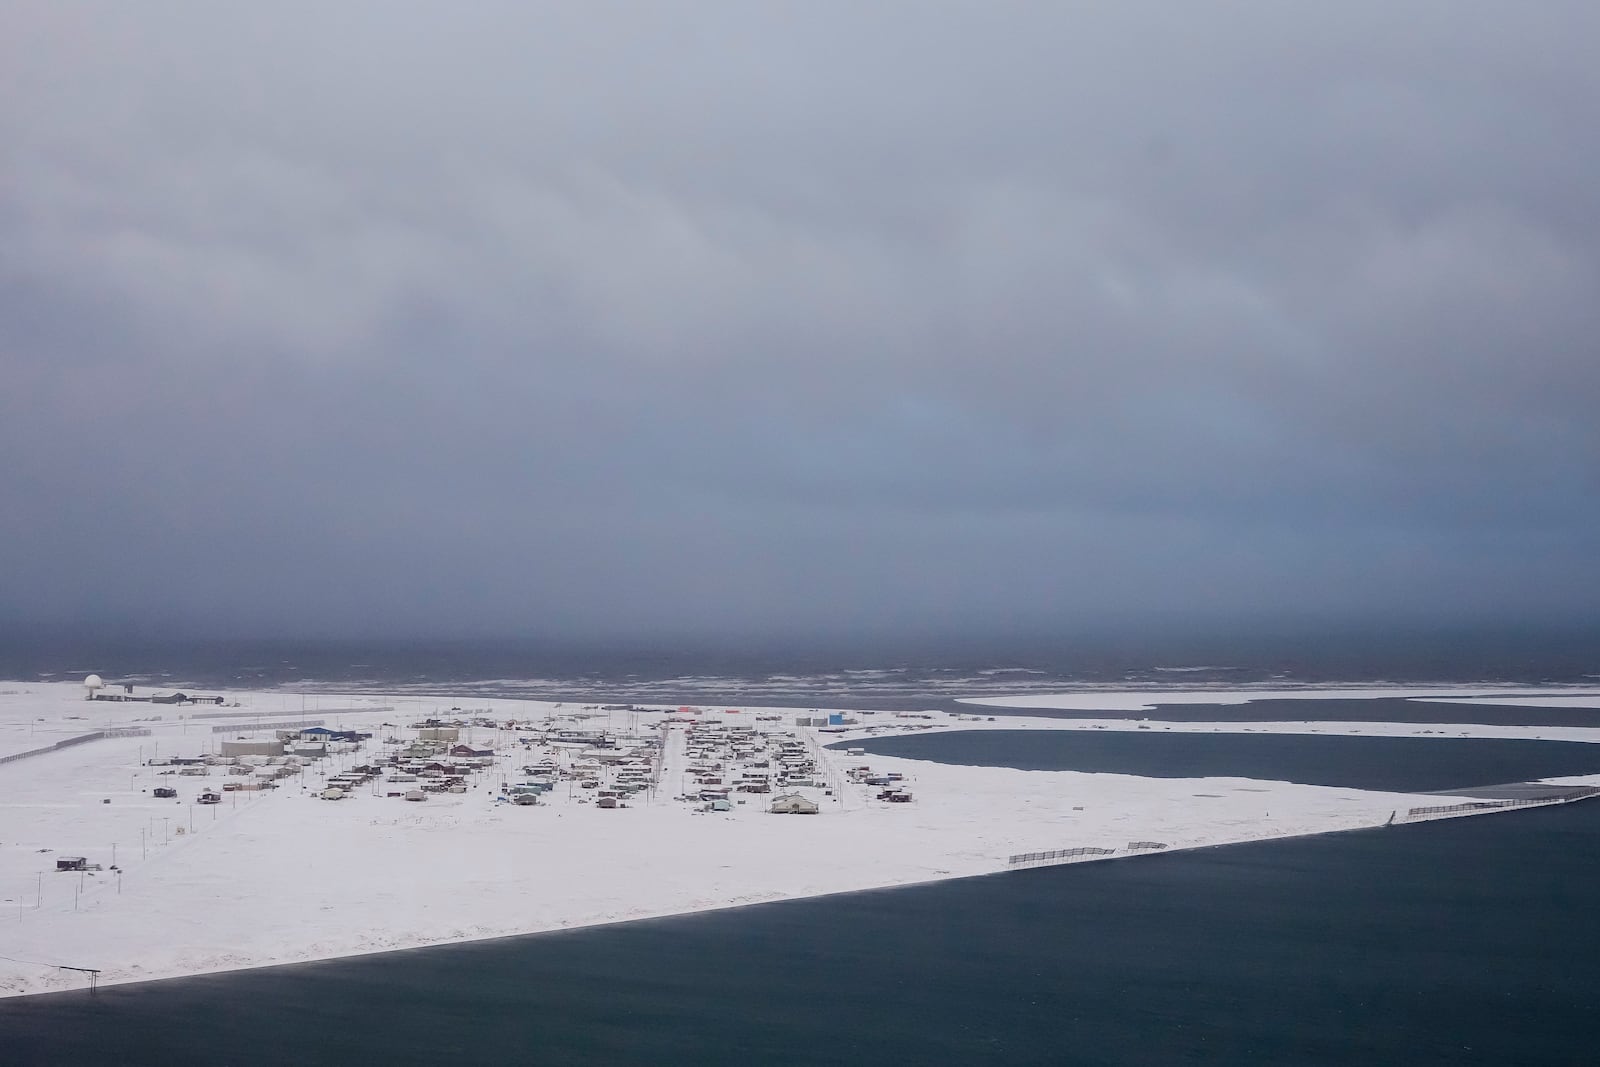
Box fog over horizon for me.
[5,3,1599,645]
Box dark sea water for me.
[4,625,1599,709]
[843,730,1600,792]
[3,801,1599,1066]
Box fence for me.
[0,727,153,767]
[1009,846,1117,868]
[1009,841,1171,869]
[209,719,326,734]
[189,706,392,721]
[1398,786,1600,823]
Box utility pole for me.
[58,966,100,994]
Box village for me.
[94,695,920,829]
[2,681,976,997]
[12,677,1555,999]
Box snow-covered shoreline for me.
[4,680,1599,999]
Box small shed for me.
[56,857,87,871]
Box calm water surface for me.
[3,802,1599,1065]
[844,730,1600,791]
[979,696,1600,727]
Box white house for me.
[769,793,820,815]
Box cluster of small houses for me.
[672,717,912,813]
[144,726,375,803]
[319,717,665,807]
[844,757,914,802]
[503,725,659,809]
[295,721,519,802]
[140,710,916,814]
[676,719,827,814]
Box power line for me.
[0,951,66,969]
[0,952,102,992]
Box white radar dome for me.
[84,674,104,690]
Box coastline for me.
[4,680,1600,999]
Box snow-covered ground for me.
[3,680,1598,998]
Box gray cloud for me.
[4,1,1599,642]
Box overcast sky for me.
[3,2,1598,645]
